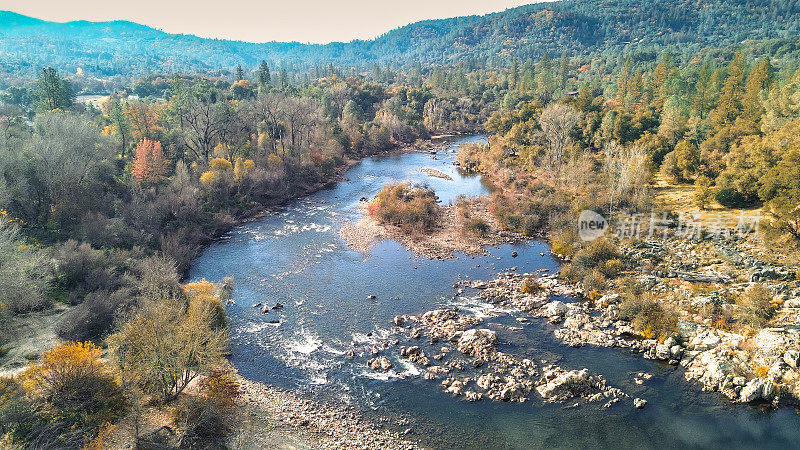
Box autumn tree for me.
[108,280,228,402]
[661,140,699,183]
[759,148,800,240]
[125,99,164,143]
[130,138,168,182]
[25,342,124,446]
[694,175,715,210]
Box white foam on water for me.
[351,326,393,345]
[241,321,273,334]
[285,328,322,355]
[446,295,513,319]
[322,343,347,356]
[355,358,420,382]
[396,358,422,377]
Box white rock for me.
[544,301,568,323]
[784,350,800,369]
[740,378,767,403]
[655,344,670,360]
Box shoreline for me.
[181,138,458,278]
[229,372,421,449]
[454,239,800,409]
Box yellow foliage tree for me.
[209,158,233,171]
[25,342,123,435]
[108,279,229,402]
[234,158,255,181]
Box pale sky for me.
[0,1,542,44]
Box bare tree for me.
[604,141,651,211]
[538,103,582,177]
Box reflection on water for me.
[190,136,800,449]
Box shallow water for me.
[190,136,800,449]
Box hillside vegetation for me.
[3,0,800,84]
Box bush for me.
[0,376,44,446]
[558,262,583,283]
[573,238,622,271]
[619,295,678,341]
[551,230,578,257]
[201,368,241,409]
[520,276,543,294]
[24,342,124,446]
[56,289,132,341]
[464,217,490,236]
[582,269,608,291]
[735,283,776,330]
[369,182,440,232]
[53,240,124,305]
[597,258,626,278]
[175,368,240,448]
[0,218,52,313]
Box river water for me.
[189,136,800,449]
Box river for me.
[189,135,800,449]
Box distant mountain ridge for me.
[1,0,799,81]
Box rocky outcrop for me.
[456,329,498,360]
[535,366,627,404]
[368,356,393,371]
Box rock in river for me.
[369,356,392,371]
[457,329,498,360]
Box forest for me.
[3,0,800,85]
[3,0,800,447]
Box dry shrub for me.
[464,217,491,236]
[735,283,776,330]
[573,238,621,270]
[176,367,240,448]
[24,342,124,445]
[201,368,241,409]
[520,276,543,294]
[551,229,578,257]
[619,294,678,341]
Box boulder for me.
[597,294,620,308]
[655,344,671,360]
[740,378,773,403]
[544,301,568,323]
[368,356,392,371]
[784,349,800,369]
[464,391,483,402]
[457,329,498,359]
[536,368,591,400]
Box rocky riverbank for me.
[461,235,800,408]
[231,374,421,449]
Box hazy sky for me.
[0,1,540,44]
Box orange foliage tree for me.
[130,139,168,182]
